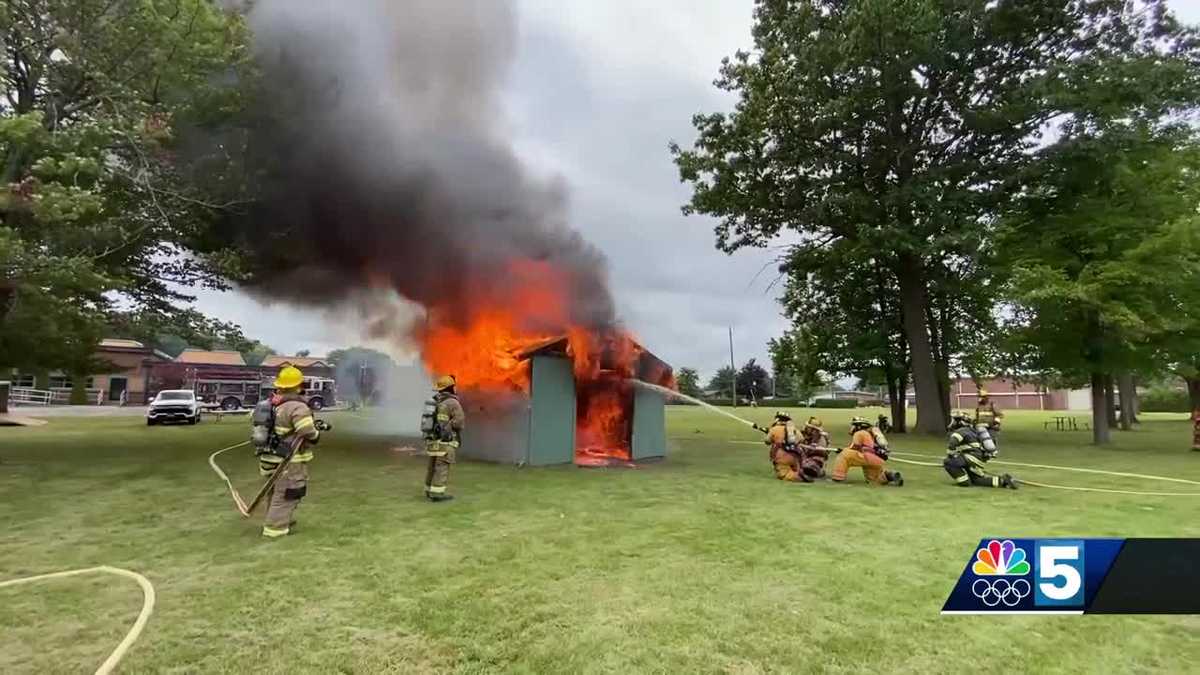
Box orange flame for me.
[416,258,671,463]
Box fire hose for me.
[0,566,155,675]
[208,420,333,517]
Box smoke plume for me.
[220,0,615,333]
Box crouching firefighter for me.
[421,375,465,502]
[250,366,331,538]
[831,416,903,486]
[798,416,831,480]
[763,411,806,482]
[943,411,1017,489]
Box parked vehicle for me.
[195,377,262,411]
[147,390,200,426]
[302,376,336,410]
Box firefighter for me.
[424,375,465,501]
[944,410,1017,489]
[260,365,322,538]
[831,416,903,486]
[765,411,806,482]
[975,389,1003,432]
[798,416,831,480]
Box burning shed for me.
[456,335,673,467]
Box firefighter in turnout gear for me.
[831,416,903,486]
[975,389,1003,432]
[943,410,1017,489]
[798,416,831,479]
[765,411,806,482]
[259,366,323,538]
[423,375,465,501]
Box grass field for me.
[2,406,1199,674]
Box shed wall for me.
[631,388,666,460]
[528,355,576,466]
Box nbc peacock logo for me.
[973,539,1031,576]
[970,539,1032,607]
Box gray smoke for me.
[219,0,615,332]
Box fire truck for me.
[191,371,337,410]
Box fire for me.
[416,258,671,464]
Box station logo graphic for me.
[968,539,1032,608]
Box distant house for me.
[175,349,247,366]
[904,377,1091,411]
[260,355,335,379]
[9,338,171,405]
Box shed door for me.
[528,356,575,466]
[631,387,666,460]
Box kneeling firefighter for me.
[422,375,465,502]
[943,411,1017,489]
[831,416,903,486]
[798,416,831,479]
[764,411,806,482]
[251,365,331,538]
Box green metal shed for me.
[457,336,671,466]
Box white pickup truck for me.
[147,390,201,426]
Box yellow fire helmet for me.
[978,388,989,398]
[805,416,823,429]
[274,365,304,389]
[434,374,457,391]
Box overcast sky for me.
[191,0,1200,382]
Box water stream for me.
[632,380,759,429]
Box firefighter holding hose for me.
[943,411,1017,489]
[256,365,326,538]
[422,375,464,502]
[764,411,806,482]
[830,416,903,486]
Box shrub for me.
[1139,388,1191,413]
[812,398,858,409]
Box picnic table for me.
[1044,415,1090,431]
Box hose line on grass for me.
[888,451,1200,487]
[885,455,1200,496]
[0,566,156,675]
[208,441,251,515]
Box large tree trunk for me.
[1117,372,1135,430]
[1091,372,1111,445]
[897,254,945,433]
[1104,376,1118,428]
[889,372,909,433]
[1187,376,1200,411]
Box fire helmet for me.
[434,374,457,392]
[274,365,304,390]
[849,416,871,430]
[948,410,973,429]
[978,388,990,398]
[774,410,792,421]
[805,416,823,430]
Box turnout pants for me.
[425,442,456,495]
[943,453,1002,487]
[831,449,888,485]
[263,462,309,538]
[771,448,804,482]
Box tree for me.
[671,0,1188,433]
[327,346,397,404]
[295,349,311,358]
[675,367,702,399]
[736,358,771,403]
[1,1,253,370]
[1003,130,1200,444]
[706,366,736,401]
[768,326,825,406]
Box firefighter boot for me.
[1001,473,1019,490]
[886,471,904,487]
[427,493,455,503]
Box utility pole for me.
[728,326,737,407]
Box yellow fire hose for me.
[208,441,251,516]
[0,566,156,675]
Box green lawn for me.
[1,407,1198,674]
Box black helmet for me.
[774,410,792,421]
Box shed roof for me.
[514,334,672,385]
[175,349,247,366]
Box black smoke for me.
[212,0,615,332]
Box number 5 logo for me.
[1035,540,1085,607]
